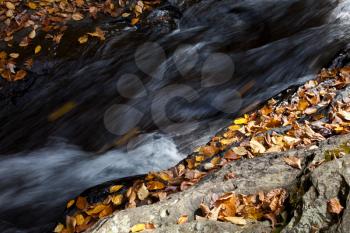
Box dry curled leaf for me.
[283,156,302,169]
[327,198,343,214]
[224,216,247,225]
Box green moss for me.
[324,142,350,162]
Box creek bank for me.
[86,134,350,233]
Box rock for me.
[86,133,350,233]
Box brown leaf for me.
[250,138,266,154]
[283,156,302,169]
[76,196,88,210]
[327,198,343,214]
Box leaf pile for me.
[197,188,288,228]
[55,66,350,232]
[0,0,161,81]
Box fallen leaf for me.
[75,214,84,225]
[85,204,106,215]
[177,215,188,224]
[87,27,105,40]
[137,183,149,201]
[14,70,27,81]
[224,216,247,225]
[53,223,64,232]
[327,198,343,214]
[35,45,42,54]
[76,196,88,210]
[234,117,248,125]
[6,2,15,10]
[131,223,146,232]
[283,156,302,169]
[250,138,266,154]
[9,53,19,58]
[339,110,350,121]
[147,181,165,190]
[109,185,123,193]
[48,101,77,121]
[78,35,89,44]
[67,199,75,208]
[72,12,84,21]
[111,194,123,205]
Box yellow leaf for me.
[298,99,309,111]
[29,30,36,39]
[35,45,42,54]
[224,216,247,225]
[147,181,165,190]
[131,223,146,232]
[87,27,105,40]
[75,214,84,225]
[234,117,247,125]
[85,204,106,215]
[48,101,77,122]
[177,215,188,224]
[66,199,75,208]
[78,35,88,44]
[122,12,130,17]
[131,18,140,25]
[27,2,37,9]
[228,125,241,131]
[111,194,123,205]
[6,2,15,10]
[53,223,64,232]
[109,185,123,193]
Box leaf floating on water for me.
[130,223,146,232]
[283,156,302,169]
[87,27,105,40]
[14,70,27,81]
[35,45,42,54]
[48,101,77,122]
[327,198,343,214]
[78,35,89,44]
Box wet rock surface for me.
[86,134,350,233]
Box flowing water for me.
[1,0,350,232]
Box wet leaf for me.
[14,70,27,81]
[75,214,84,225]
[109,185,123,193]
[234,117,248,125]
[131,18,140,25]
[327,198,343,214]
[53,223,64,232]
[283,156,302,169]
[88,27,105,40]
[85,204,106,215]
[9,53,19,58]
[48,101,77,122]
[35,45,42,54]
[78,35,89,44]
[67,199,75,209]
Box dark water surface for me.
[1,0,350,232]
